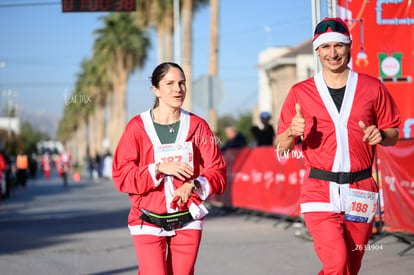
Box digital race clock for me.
[62,0,136,12]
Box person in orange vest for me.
[16,151,29,188]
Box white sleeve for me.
[148,163,164,187]
[194,176,210,200]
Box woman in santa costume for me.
[112,62,227,275]
[276,18,400,274]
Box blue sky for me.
[0,0,313,128]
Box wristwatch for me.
[192,179,201,192]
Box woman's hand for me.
[172,181,195,209]
[158,162,193,181]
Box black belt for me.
[139,209,194,231]
[309,168,372,184]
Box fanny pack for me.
[139,209,194,231]
[309,168,372,184]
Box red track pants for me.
[304,212,373,275]
[132,229,202,275]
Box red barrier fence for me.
[211,145,305,218]
[378,139,414,234]
[211,140,414,233]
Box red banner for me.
[337,0,414,138]
[378,139,414,233]
[213,146,305,218]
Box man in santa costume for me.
[275,17,400,274]
[112,62,227,275]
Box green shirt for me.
[151,110,181,144]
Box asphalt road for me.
[0,175,413,275]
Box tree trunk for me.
[157,8,173,63]
[209,0,219,132]
[157,24,165,63]
[77,118,88,168]
[89,103,105,156]
[164,6,174,61]
[107,74,127,155]
[95,103,106,154]
[88,112,96,160]
[181,0,193,111]
[209,0,219,76]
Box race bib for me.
[154,142,194,169]
[344,188,378,223]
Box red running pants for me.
[304,212,373,275]
[132,229,202,275]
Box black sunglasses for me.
[314,20,349,36]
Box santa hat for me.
[312,17,351,51]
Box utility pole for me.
[7,89,17,138]
[0,61,7,115]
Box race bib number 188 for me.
[344,188,378,223]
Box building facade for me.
[256,39,314,130]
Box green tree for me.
[235,112,253,144]
[94,12,150,153]
[19,122,50,155]
[83,55,112,157]
[217,112,254,145]
[0,129,21,156]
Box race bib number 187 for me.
[154,142,194,169]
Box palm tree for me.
[58,0,216,157]
[94,12,150,153]
[57,92,85,166]
[135,0,174,62]
[181,0,209,111]
[70,61,96,165]
[82,55,112,157]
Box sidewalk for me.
[0,175,413,274]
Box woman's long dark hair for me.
[151,62,185,108]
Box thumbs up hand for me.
[359,121,383,145]
[288,103,305,138]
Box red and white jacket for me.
[277,70,401,213]
[112,109,227,236]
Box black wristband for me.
[379,129,387,140]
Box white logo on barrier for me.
[264,171,274,189]
[251,169,262,184]
[384,176,396,192]
[289,172,298,185]
[231,172,250,182]
[275,173,286,184]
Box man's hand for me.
[359,121,383,146]
[288,103,305,138]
